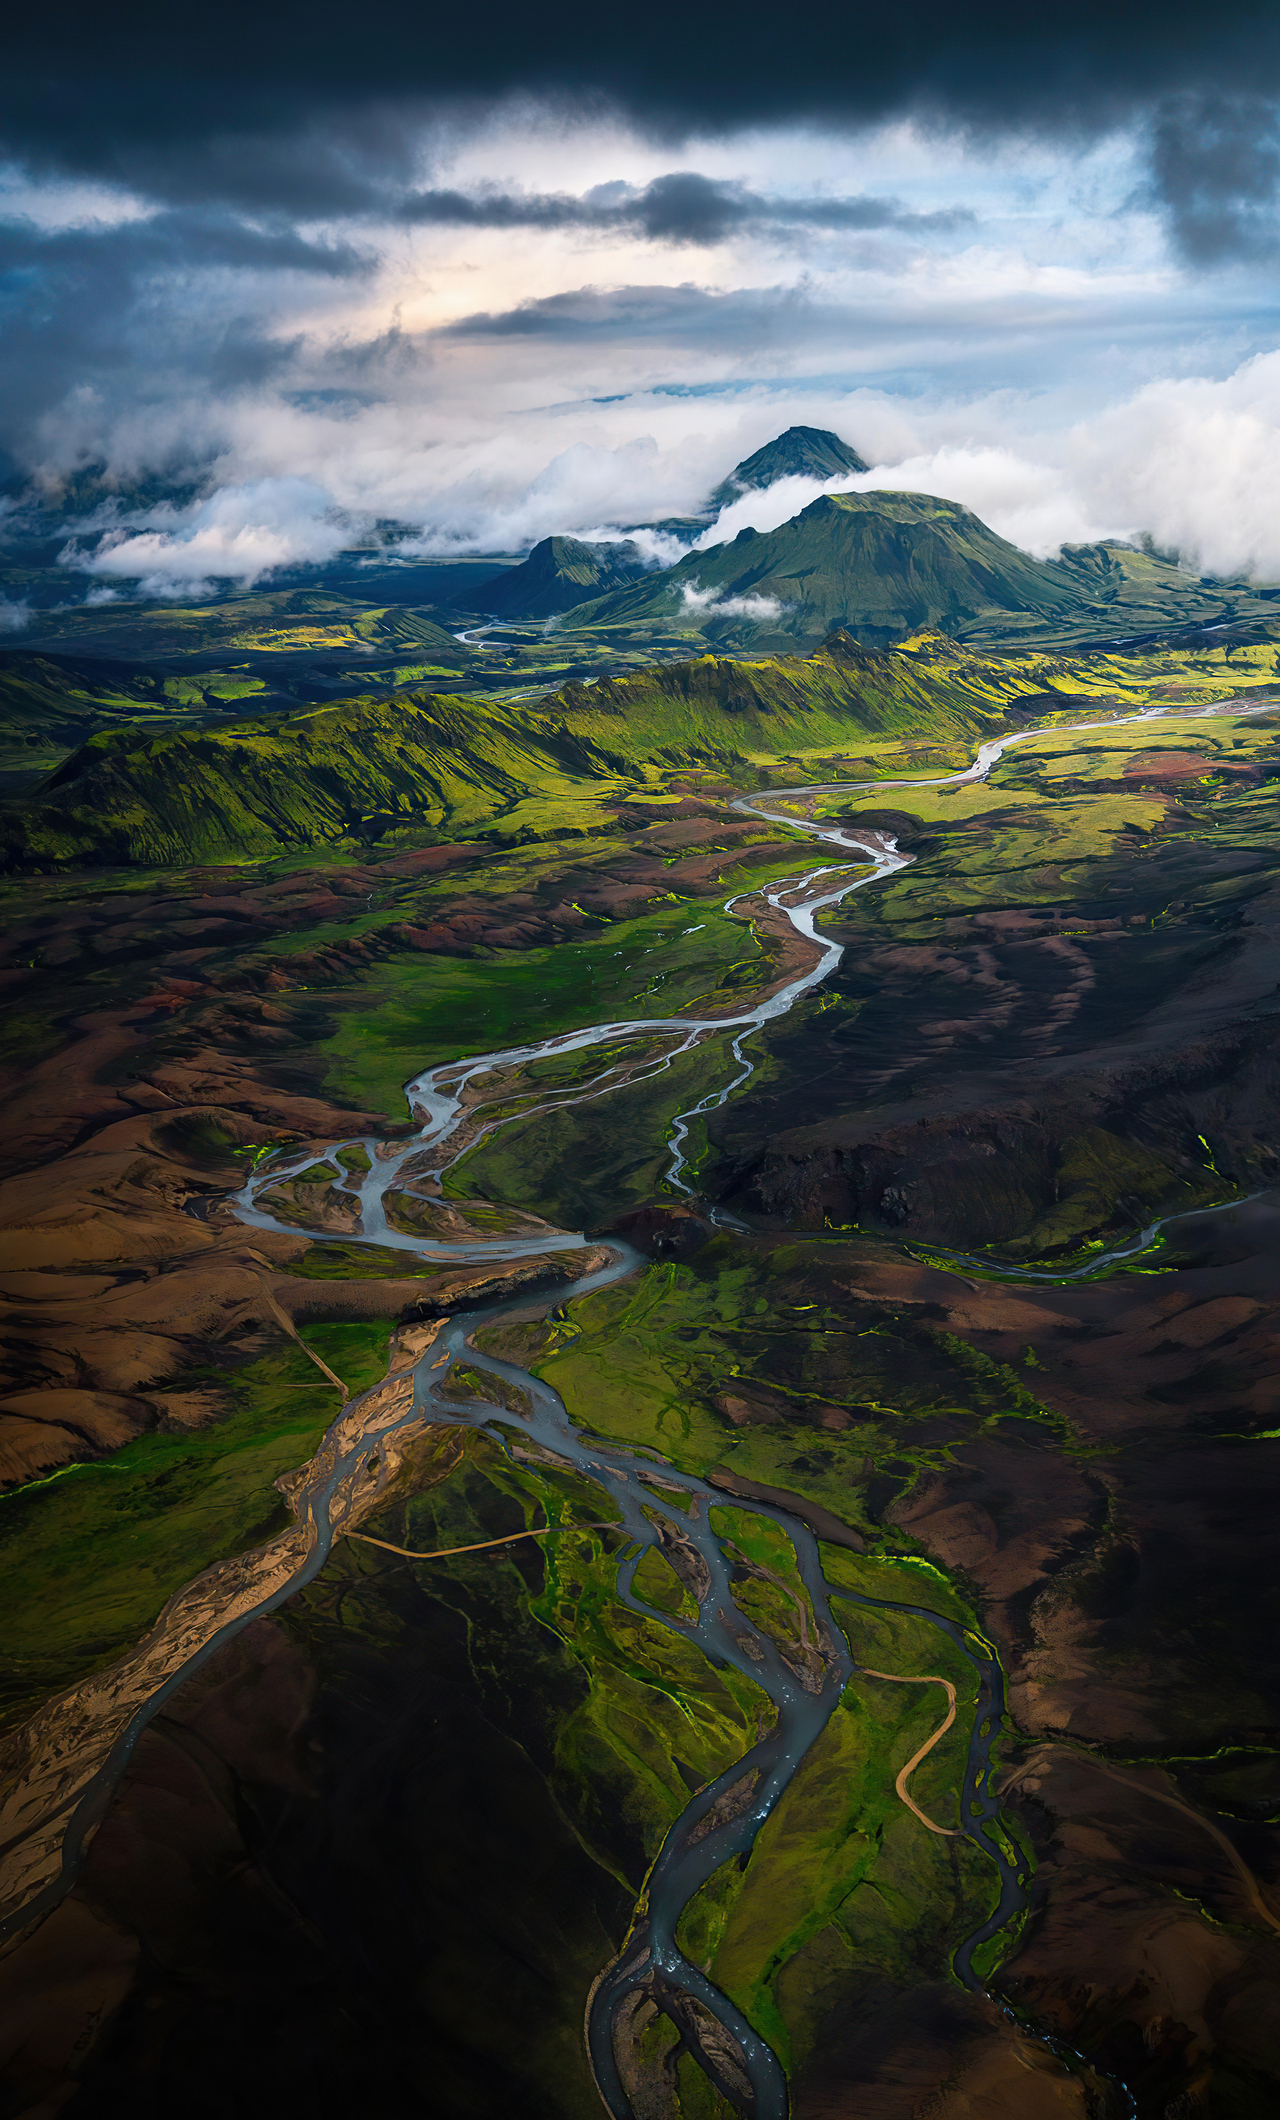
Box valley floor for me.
[2,682,1280,2117]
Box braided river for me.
[9,698,1246,2108]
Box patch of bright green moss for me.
[300,1319,394,1396]
[316,902,768,1119]
[682,1606,992,2076]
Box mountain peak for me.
[710,425,869,511]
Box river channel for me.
[226,728,1048,2115]
[9,696,1249,2106]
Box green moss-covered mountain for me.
[0,655,163,776]
[458,430,876,620]
[607,490,1083,644]
[707,424,869,511]
[566,490,1280,649]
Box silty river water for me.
[16,700,1241,2104]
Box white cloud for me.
[1071,353,1280,579]
[0,161,154,231]
[37,353,1280,593]
[691,449,1127,558]
[606,526,690,568]
[856,447,1123,555]
[60,477,360,594]
[681,581,786,620]
[0,597,31,631]
[393,435,692,554]
[10,105,1280,592]
[673,356,1280,579]
[694,473,855,547]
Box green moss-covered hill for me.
[0,655,156,772]
[549,627,1030,760]
[0,691,631,870]
[0,626,1167,872]
[0,649,295,782]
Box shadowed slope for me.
[459,536,651,619]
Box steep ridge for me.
[0,631,1086,871]
[0,692,631,869]
[544,629,1034,761]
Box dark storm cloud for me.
[399,172,971,244]
[1150,95,1280,262]
[0,210,369,454]
[438,282,806,345]
[4,1,1280,231]
[434,276,1234,394]
[8,1,1280,147]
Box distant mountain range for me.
[453,429,1280,649]
[7,424,1280,688]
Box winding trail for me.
[860,1670,961,1835]
[346,1520,615,1562]
[3,693,1263,2109]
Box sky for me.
[6,1,1280,603]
